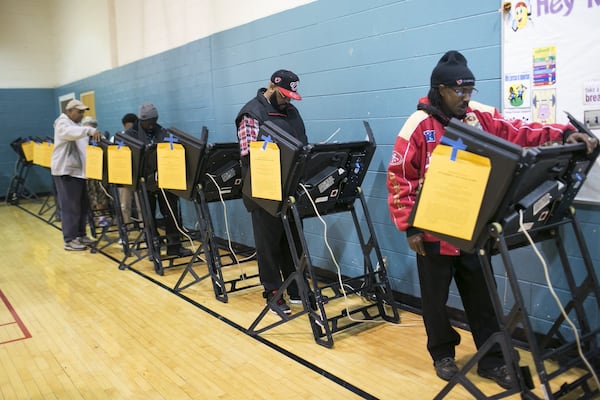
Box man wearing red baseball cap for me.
[235,69,306,315]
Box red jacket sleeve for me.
[469,101,574,146]
[387,111,439,232]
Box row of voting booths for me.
[51,122,400,347]
[8,122,400,347]
[411,116,600,399]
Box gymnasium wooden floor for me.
[0,200,593,399]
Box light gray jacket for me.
[51,113,95,178]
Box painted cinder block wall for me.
[1,0,597,334]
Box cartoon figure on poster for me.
[532,89,556,123]
[507,83,528,107]
[504,73,530,109]
[504,1,532,32]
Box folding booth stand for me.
[7,137,41,205]
[84,139,121,253]
[113,129,210,275]
[173,141,258,302]
[111,133,157,272]
[247,121,400,348]
[411,118,600,399]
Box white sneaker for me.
[77,236,97,246]
[64,239,87,251]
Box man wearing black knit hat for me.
[386,50,597,388]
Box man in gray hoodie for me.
[51,99,103,251]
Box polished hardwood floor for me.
[0,200,593,399]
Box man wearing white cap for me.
[52,99,103,251]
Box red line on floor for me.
[0,289,32,344]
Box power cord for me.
[518,209,600,389]
[204,173,254,278]
[159,188,196,253]
[298,183,422,326]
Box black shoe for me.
[265,290,291,315]
[478,365,513,389]
[288,294,302,304]
[167,246,192,257]
[434,357,459,381]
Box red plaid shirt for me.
[237,115,260,156]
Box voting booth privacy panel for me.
[163,127,208,201]
[502,0,600,204]
[241,120,377,218]
[243,120,399,348]
[408,118,598,253]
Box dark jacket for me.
[124,121,169,190]
[236,88,307,210]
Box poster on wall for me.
[502,1,600,204]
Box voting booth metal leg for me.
[247,200,333,346]
[435,215,600,399]
[117,182,158,272]
[174,187,259,302]
[174,188,227,301]
[89,184,121,253]
[248,190,400,348]
[131,183,191,275]
[137,181,165,275]
[38,193,56,220]
[530,216,600,399]
[6,159,40,205]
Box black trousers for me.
[146,189,182,244]
[250,206,299,295]
[416,244,504,370]
[53,175,89,242]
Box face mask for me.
[269,91,288,112]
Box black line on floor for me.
[15,204,379,400]
[125,264,379,400]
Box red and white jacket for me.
[386,97,574,255]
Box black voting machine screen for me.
[164,126,208,201]
[409,117,598,253]
[198,142,244,203]
[112,132,147,192]
[241,120,377,218]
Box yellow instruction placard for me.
[85,145,103,180]
[157,142,187,190]
[107,145,132,185]
[249,141,282,201]
[412,145,491,240]
[33,141,53,168]
[21,141,34,162]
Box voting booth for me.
[410,118,600,399]
[246,121,400,348]
[173,140,258,302]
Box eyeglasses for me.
[450,87,478,97]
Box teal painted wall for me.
[1,0,597,333]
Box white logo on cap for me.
[290,81,298,92]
